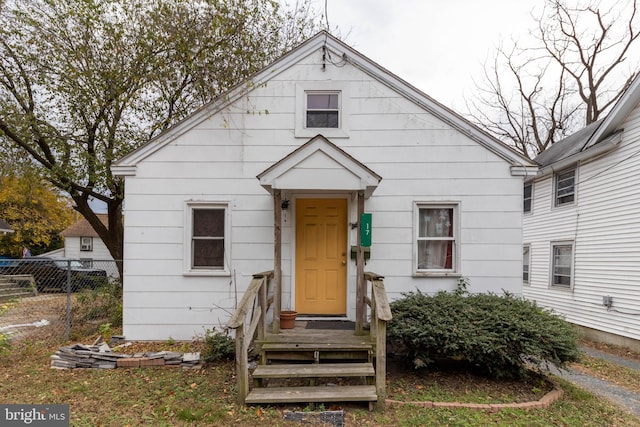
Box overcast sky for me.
[311,0,538,111]
[308,0,639,113]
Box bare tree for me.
[467,0,639,159]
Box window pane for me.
[306,111,339,128]
[307,93,338,109]
[419,208,453,238]
[553,273,571,286]
[193,209,224,237]
[552,245,572,287]
[523,246,530,282]
[523,183,532,212]
[193,240,224,268]
[555,170,575,205]
[418,241,453,269]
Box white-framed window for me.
[295,83,349,138]
[523,182,533,213]
[523,244,530,284]
[184,202,229,275]
[554,168,575,207]
[551,241,573,289]
[80,236,93,251]
[306,92,340,128]
[414,203,459,274]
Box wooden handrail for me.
[227,271,273,328]
[363,271,392,410]
[226,270,274,405]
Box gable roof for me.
[61,214,108,237]
[533,73,640,175]
[258,134,382,197]
[112,31,536,177]
[0,218,13,233]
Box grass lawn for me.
[1,339,640,426]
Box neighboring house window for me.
[551,242,573,288]
[554,168,575,206]
[80,258,93,268]
[80,236,93,251]
[415,204,458,273]
[185,203,229,274]
[523,245,530,284]
[306,92,339,128]
[523,182,532,213]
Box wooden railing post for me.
[258,276,267,341]
[356,191,366,334]
[235,323,248,405]
[375,318,387,410]
[273,191,282,333]
[364,272,392,410]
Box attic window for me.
[306,92,339,128]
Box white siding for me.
[64,236,114,262]
[121,47,525,340]
[524,103,640,341]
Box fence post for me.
[66,259,71,341]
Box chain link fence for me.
[0,258,122,344]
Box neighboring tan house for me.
[0,218,12,234]
[523,73,640,350]
[61,214,113,265]
[112,32,536,341]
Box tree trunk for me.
[73,196,124,282]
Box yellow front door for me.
[295,198,347,315]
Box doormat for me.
[305,320,355,330]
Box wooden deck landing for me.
[261,321,372,344]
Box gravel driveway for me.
[549,346,640,417]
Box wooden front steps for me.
[246,326,378,408]
[227,271,391,410]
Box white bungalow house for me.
[112,32,536,341]
[523,73,640,350]
[60,214,114,264]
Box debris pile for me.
[50,343,201,370]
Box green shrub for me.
[202,328,235,362]
[387,288,580,378]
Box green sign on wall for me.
[360,213,372,247]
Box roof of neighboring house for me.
[534,120,604,167]
[0,218,13,233]
[61,214,108,237]
[112,31,536,177]
[533,72,640,173]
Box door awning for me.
[257,135,381,198]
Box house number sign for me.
[360,213,372,247]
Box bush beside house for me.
[387,284,580,378]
